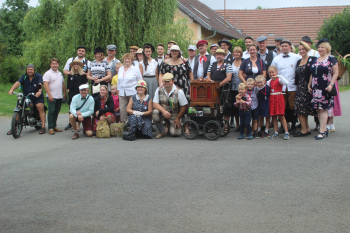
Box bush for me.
[0,55,25,83]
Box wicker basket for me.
[333,51,350,79]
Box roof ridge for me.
[215,5,349,11]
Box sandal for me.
[39,128,46,134]
[7,130,12,135]
[185,128,190,135]
[224,126,229,134]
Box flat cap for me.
[107,45,117,50]
[280,40,292,46]
[129,45,139,50]
[275,37,284,41]
[188,45,197,51]
[245,36,254,41]
[196,40,208,47]
[163,73,174,81]
[257,36,268,42]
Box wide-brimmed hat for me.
[135,80,147,90]
[69,59,84,67]
[129,45,139,50]
[316,38,329,48]
[169,45,181,52]
[196,39,208,48]
[218,38,232,49]
[135,48,143,54]
[143,43,155,53]
[94,47,105,54]
[214,48,227,56]
[300,41,311,51]
[163,73,174,81]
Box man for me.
[153,73,188,139]
[129,45,139,57]
[257,35,277,81]
[218,38,233,64]
[43,58,66,135]
[243,36,254,58]
[63,46,90,75]
[8,64,46,134]
[193,40,216,80]
[187,45,197,71]
[274,37,283,55]
[301,36,320,57]
[69,84,94,139]
[207,49,233,133]
[271,40,301,133]
[209,43,219,56]
[104,44,121,78]
[155,43,165,66]
[167,40,177,51]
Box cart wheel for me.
[219,119,230,137]
[203,120,221,140]
[182,120,199,140]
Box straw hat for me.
[162,73,174,81]
[300,41,311,51]
[135,80,147,90]
[69,59,84,68]
[135,48,143,54]
[214,49,227,56]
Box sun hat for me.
[135,48,143,54]
[135,80,147,90]
[79,84,89,90]
[214,48,227,56]
[162,73,174,81]
[300,41,311,51]
[69,59,84,67]
[170,45,181,51]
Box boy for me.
[255,75,270,137]
[246,78,259,138]
[234,83,252,140]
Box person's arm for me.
[126,97,134,115]
[220,73,233,87]
[70,97,77,116]
[158,72,163,84]
[44,81,53,102]
[136,68,143,81]
[326,63,339,92]
[143,99,153,116]
[139,63,143,77]
[308,74,313,93]
[63,59,72,76]
[173,104,188,128]
[188,71,194,81]
[207,72,211,81]
[238,70,246,84]
[62,82,66,100]
[155,66,159,83]
[262,70,267,78]
[99,71,112,83]
[277,75,289,85]
[8,81,21,95]
[86,70,95,81]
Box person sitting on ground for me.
[93,85,115,133]
[8,64,46,135]
[111,84,120,123]
[152,73,188,139]
[126,80,153,139]
[69,84,94,139]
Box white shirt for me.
[242,50,250,59]
[258,49,277,62]
[43,69,64,99]
[117,65,143,97]
[271,52,302,92]
[267,75,289,86]
[103,57,121,69]
[153,84,188,106]
[188,57,195,71]
[308,49,320,58]
[197,52,216,79]
[63,56,90,72]
[156,55,164,66]
[140,59,158,76]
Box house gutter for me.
[204,30,216,40]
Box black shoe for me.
[258,130,263,137]
[64,123,72,130]
[262,132,269,138]
[293,132,308,137]
[253,132,259,139]
[289,128,297,135]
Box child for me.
[255,75,270,138]
[111,63,123,85]
[234,83,253,140]
[111,84,120,123]
[246,78,259,138]
[266,66,289,140]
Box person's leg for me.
[298,115,307,134]
[46,98,56,130]
[53,99,62,129]
[35,103,46,128]
[239,110,244,136]
[279,115,289,133]
[272,116,278,133]
[245,110,252,137]
[119,95,130,123]
[318,109,328,136]
[82,117,93,137]
[69,114,77,130]
[224,115,230,133]
[106,115,114,125]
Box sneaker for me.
[253,132,259,139]
[258,130,263,137]
[230,122,235,128]
[64,123,72,130]
[284,133,290,140]
[246,135,253,140]
[268,133,279,139]
[262,132,269,138]
[238,134,244,139]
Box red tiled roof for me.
[216,6,348,46]
[178,0,246,39]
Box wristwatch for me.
[329,83,334,86]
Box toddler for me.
[111,84,120,123]
[234,83,253,140]
[255,75,270,138]
[246,78,259,138]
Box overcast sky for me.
[1,0,349,9]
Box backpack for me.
[110,123,126,137]
[96,120,110,138]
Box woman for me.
[239,44,266,84]
[126,80,153,139]
[87,47,112,98]
[134,48,144,76]
[293,42,316,137]
[141,44,158,99]
[231,46,244,131]
[159,45,193,101]
[308,39,338,140]
[65,59,88,130]
[93,85,115,132]
[117,53,143,123]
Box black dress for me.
[294,57,315,116]
[160,60,192,101]
[67,74,88,105]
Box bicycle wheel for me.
[182,120,199,140]
[203,120,221,140]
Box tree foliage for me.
[317,7,350,56]
[228,38,246,52]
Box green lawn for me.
[339,85,350,92]
[0,83,70,116]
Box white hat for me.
[170,45,181,51]
[79,84,89,90]
[188,45,197,51]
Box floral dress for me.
[160,60,192,101]
[294,64,315,116]
[128,94,153,138]
[93,97,116,131]
[310,56,337,110]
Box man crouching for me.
[69,84,94,139]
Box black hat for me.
[315,38,329,48]
[77,46,86,51]
[143,43,155,53]
[280,40,292,46]
[94,47,105,54]
[218,38,232,49]
[244,36,254,41]
[301,36,312,44]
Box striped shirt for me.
[207,62,233,73]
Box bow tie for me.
[283,55,290,58]
[158,57,163,59]
[81,98,86,100]
[199,55,207,63]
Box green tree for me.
[229,38,246,52]
[255,6,266,10]
[317,7,350,56]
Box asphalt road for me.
[1,91,350,232]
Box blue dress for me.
[257,84,270,117]
[128,94,153,138]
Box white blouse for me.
[117,65,143,97]
[140,59,158,76]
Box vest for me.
[225,53,234,65]
[159,88,179,119]
[210,62,229,82]
[193,54,211,79]
[258,50,274,80]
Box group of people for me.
[7,35,342,141]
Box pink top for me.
[111,94,119,110]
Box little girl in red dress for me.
[267,66,290,140]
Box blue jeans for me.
[239,109,252,136]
